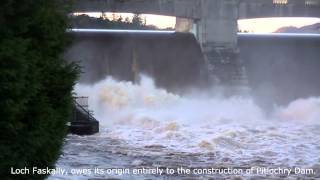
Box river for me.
[49,75,320,179]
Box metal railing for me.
[75,96,89,110]
[72,96,96,122]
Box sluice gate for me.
[239,33,320,105]
[65,30,320,106]
[64,30,208,93]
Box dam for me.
[50,1,320,179]
[52,30,320,179]
[65,30,320,105]
[64,29,207,93]
[239,33,320,105]
[4,0,320,179]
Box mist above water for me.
[75,75,320,166]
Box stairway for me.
[69,96,99,135]
[203,45,250,94]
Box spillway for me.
[239,33,320,106]
[66,30,320,106]
[64,29,207,93]
[52,31,320,180]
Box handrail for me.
[72,97,97,122]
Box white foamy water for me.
[50,75,320,179]
[74,75,320,166]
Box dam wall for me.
[64,31,208,93]
[65,31,320,106]
[239,33,320,105]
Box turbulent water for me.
[50,75,320,179]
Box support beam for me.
[70,0,320,87]
[72,0,320,19]
[175,18,193,32]
[196,0,246,87]
[72,0,201,19]
[198,0,238,48]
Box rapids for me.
[50,75,320,179]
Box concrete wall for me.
[198,0,238,48]
[64,31,208,93]
[72,0,320,49]
[72,0,201,19]
[69,0,320,92]
[64,30,320,107]
[73,0,320,20]
[239,34,320,106]
[239,0,320,19]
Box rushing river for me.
[50,76,320,179]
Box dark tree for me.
[132,14,145,27]
[71,14,157,30]
[117,15,123,23]
[0,0,79,179]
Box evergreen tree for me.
[117,15,123,23]
[125,17,130,23]
[132,14,144,27]
[0,0,79,179]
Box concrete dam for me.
[58,31,320,180]
[49,1,320,178]
[239,33,320,105]
[64,30,207,93]
[65,30,320,105]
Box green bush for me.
[0,0,79,179]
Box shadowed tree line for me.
[71,13,174,30]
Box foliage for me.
[0,0,79,179]
[132,14,145,26]
[71,13,160,30]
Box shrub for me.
[0,0,79,179]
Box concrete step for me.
[69,120,99,135]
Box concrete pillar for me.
[198,0,238,48]
[175,18,193,32]
[197,0,247,88]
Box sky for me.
[238,17,320,33]
[74,12,176,29]
[75,12,320,33]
